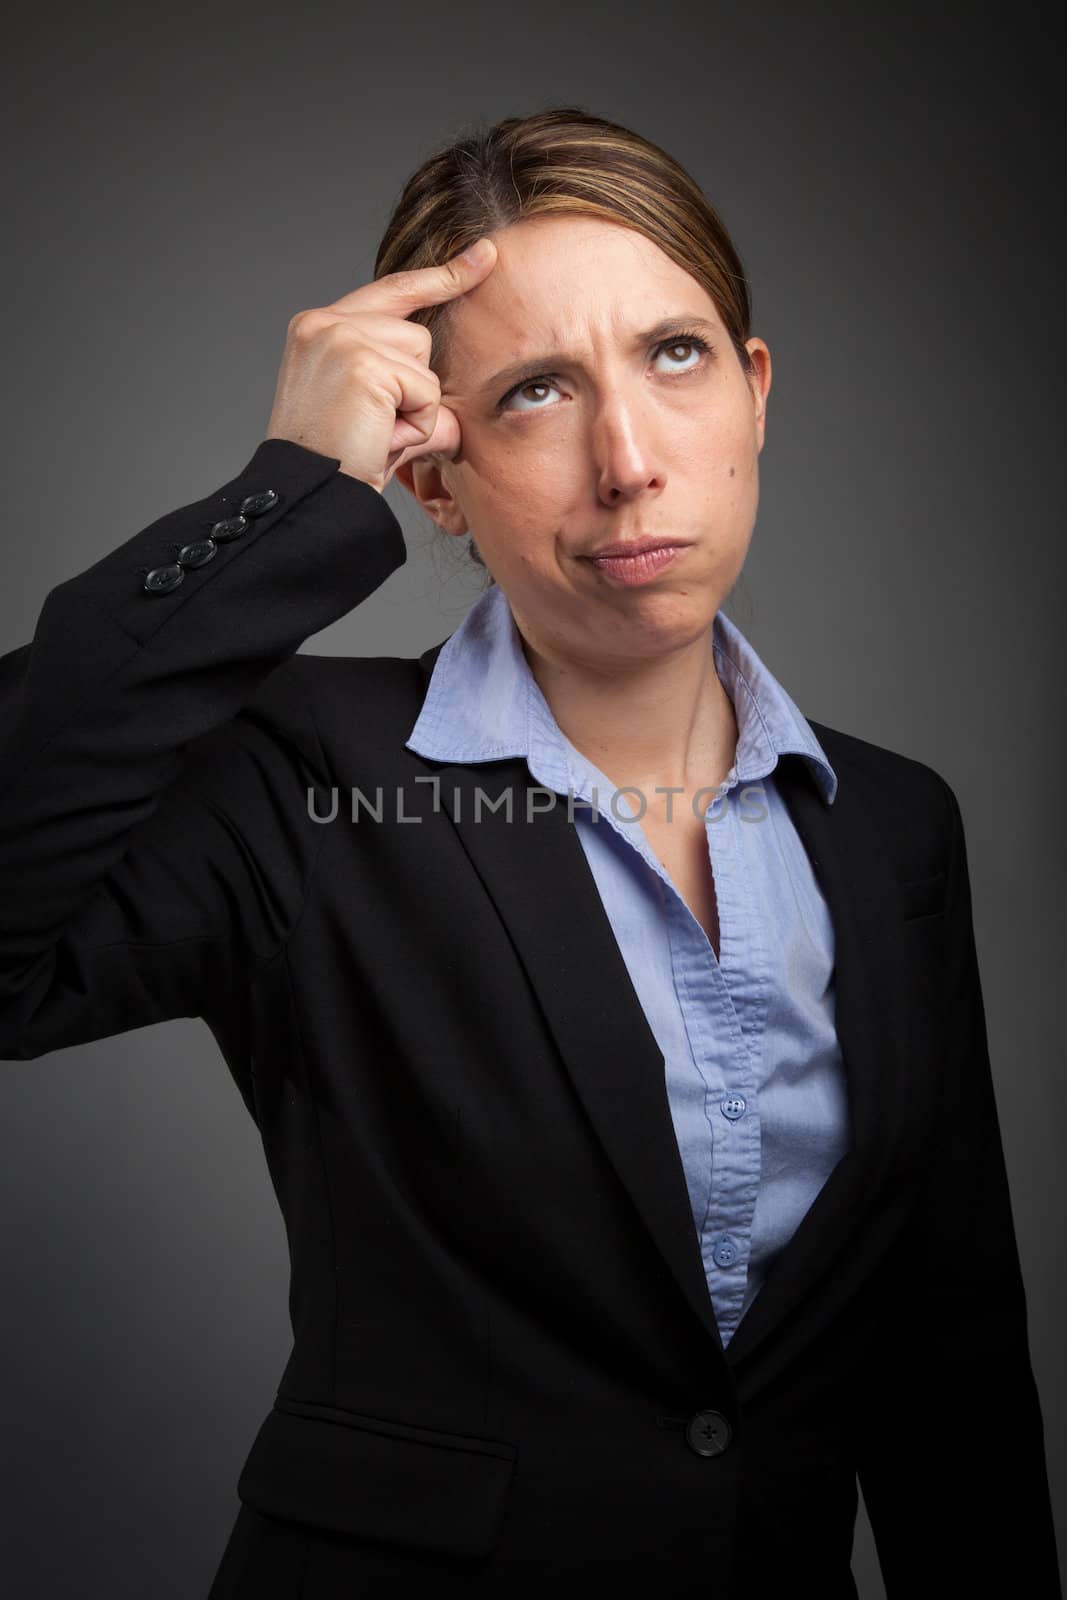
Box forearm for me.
[0,439,405,1057]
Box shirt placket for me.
[671,787,770,1342]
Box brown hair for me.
[374,104,755,585]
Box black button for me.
[143,564,185,595]
[177,539,218,569]
[210,515,249,543]
[685,1410,732,1457]
[238,489,279,517]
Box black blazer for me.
[0,439,1058,1598]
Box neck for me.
[517,621,739,805]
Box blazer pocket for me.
[899,870,946,923]
[235,1395,519,1559]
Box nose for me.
[591,391,667,505]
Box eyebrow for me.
[476,315,722,399]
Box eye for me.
[501,379,560,414]
[654,336,710,373]
[496,332,715,413]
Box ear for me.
[743,338,772,452]
[392,457,469,536]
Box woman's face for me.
[398,214,771,673]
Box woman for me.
[0,106,1058,1597]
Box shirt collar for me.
[404,581,837,806]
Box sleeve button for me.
[210,515,249,542]
[177,538,218,569]
[238,489,279,517]
[143,564,185,595]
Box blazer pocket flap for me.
[236,1397,518,1559]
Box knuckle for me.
[353,338,388,370]
[322,317,359,347]
[361,365,401,406]
[288,308,325,342]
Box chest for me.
[639,812,721,959]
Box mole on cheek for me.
[729,466,735,477]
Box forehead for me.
[441,214,723,383]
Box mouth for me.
[582,543,691,587]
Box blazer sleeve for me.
[855,777,1061,1595]
[0,438,406,1065]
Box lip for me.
[583,543,689,587]
[585,538,692,558]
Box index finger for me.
[328,237,498,317]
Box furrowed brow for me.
[477,315,720,397]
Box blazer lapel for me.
[723,747,929,1376]
[429,756,726,1358]
[412,645,927,1381]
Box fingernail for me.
[461,237,492,266]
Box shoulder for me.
[805,716,959,879]
[179,648,437,788]
[249,649,445,780]
[808,717,951,804]
[284,648,431,701]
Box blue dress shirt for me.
[405,582,847,1348]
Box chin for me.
[607,595,718,651]
[631,585,719,621]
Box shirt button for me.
[712,1236,739,1268]
[238,488,279,517]
[143,564,185,595]
[210,514,249,543]
[720,1095,747,1120]
[177,538,218,569]
[685,1410,733,1457]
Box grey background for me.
[1,1,1062,1593]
